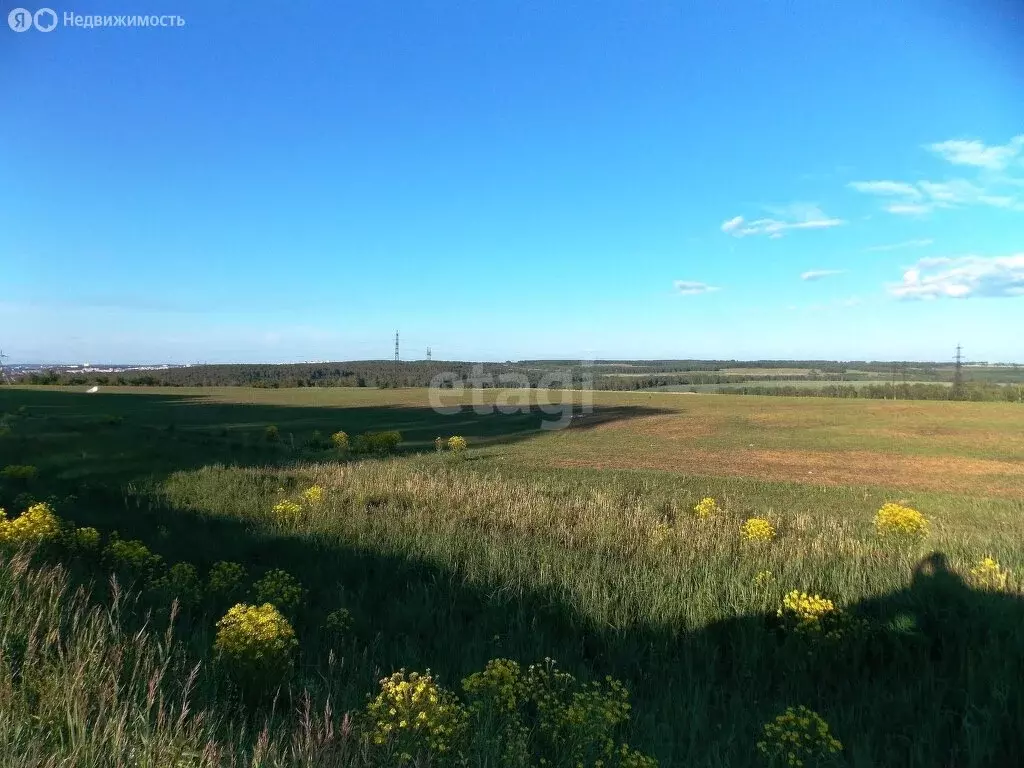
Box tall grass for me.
[147,456,1024,765]
[0,552,367,767]
[3,391,1024,766]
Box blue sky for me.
[2,0,1023,364]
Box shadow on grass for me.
[34,488,1024,767]
[2,388,1023,765]
[0,387,672,488]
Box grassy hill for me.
[1,386,1022,766]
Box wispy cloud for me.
[674,280,720,295]
[885,203,934,216]
[889,254,1024,299]
[849,135,1024,215]
[926,136,1024,171]
[721,203,844,238]
[854,179,1023,215]
[848,181,922,199]
[800,269,846,281]
[866,238,934,252]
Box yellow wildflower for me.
[214,602,297,680]
[874,502,928,540]
[271,499,303,524]
[693,497,719,519]
[366,669,467,758]
[970,557,1009,592]
[0,502,61,546]
[741,517,776,542]
[302,485,324,505]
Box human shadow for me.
[40,476,1024,768]
[4,387,1021,765]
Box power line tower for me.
[426,346,431,362]
[953,344,964,390]
[394,331,400,387]
[0,349,10,385]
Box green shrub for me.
[149,562,202,608]
[102,534,162,579]
[353,430,402,455]
[1,465,38,482]
[208,561,247,601]
[253,568,303,614]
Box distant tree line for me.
[716,382,1024,403]
[13,359,1023,401]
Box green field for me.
[1,385,1023,766]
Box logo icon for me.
[7,7,58,31]
[34,8,57,31]
[7,7,33,31]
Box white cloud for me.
[674,280,720,295]
[866,239,934,252]
[800,269,845,281]
[848,181,922,199]
[720,216,744,234]
[720,204,844,238]
[926,136,1024,171]
[849,135,1024,216]
[917,179,991,205]
[885,203,934,215]
[889,254,1024,299]
[852,179,1023,215]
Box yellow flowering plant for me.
[271,499,303,525]
[460,657,657,767]
[742,517,776,542]
[970,557,1010,592]
[0,502,61,546]
[777,590,840,638]
[253,568,304,614]
[301,485,324,505]
[753,570,775,588]
[446,435,467,454]
[331,430,350,451]
[365,669,468,763]
[693,497,720,519]
[756,705,842,767]
[874,502,928,540]
[461,658,531,763]
[214,602,297,683]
